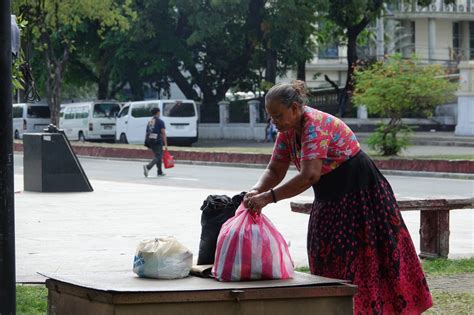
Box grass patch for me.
[295,258,474,276]
[426,291,474,314]
[422,258,474,276]
[295,266,310,273]
[296,259,474,313]
[16,285,47,315]
[296,258,474,276]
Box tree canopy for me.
[353,55,457,155]
[13,0,135,123]
[15,0,319,113]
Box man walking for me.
[143,107,168,177]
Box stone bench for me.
[290,197,474,259]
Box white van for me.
[12,103,51,139]
[59,101,121,141]
[115,100,198,146]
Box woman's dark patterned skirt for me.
[308,151,432,314]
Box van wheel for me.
[119,133,128,144]
[14,130,20,140]
[78,131,86,142]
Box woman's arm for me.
[243,159,289,207]
[247,158,322,213]
[274,158,322,199]
[252,159,289,192]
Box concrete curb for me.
[13,142,474,176]
[76,155,474,180]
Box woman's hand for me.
[243,189,259,208]
[247,191,272,215]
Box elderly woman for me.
[245,81,432,314]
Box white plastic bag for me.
[133,236,193,279]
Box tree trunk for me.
[297,59,306,81]
[45,47,68,126]
[265,48,277,84]
[345,29,358,92]
[97,46,114,100]
[168,64,199,100]
[129,75,144,101]
[45,55,54,124]
[109,81,126,99]
[201,89,219,107]
[97,71,109,100]
[51,64,62,126]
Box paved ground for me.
[11,131,474,286]
[14,168,473,283]
[426,274,474,294]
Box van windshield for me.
[93,103,121,118]
[27,106,50,118]
[163,102,195,117]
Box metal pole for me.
[0,0,16,313]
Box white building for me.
[387,0,474,64]
[282,0,473,90]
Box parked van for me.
[115,100,198,145]
[12,103,51,139]
[59,101,121,141]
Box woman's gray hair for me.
[265,80,308,108]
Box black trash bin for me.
[23,128,93,192]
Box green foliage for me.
[16,285,47,315]
[13,0,135,123]
[426,291,474,314]
[121,0,318,105]
[367,124,412,156]
[354,55,457,155]
[260,1,318,73]
[295,266,310,273]
[354,55,456,119]
[422,258,474,276]
[12,18,28,94]
[314,0,455,94]
[12,54,25,93]
[15,0,318,107]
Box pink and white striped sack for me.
[212,204,294,282]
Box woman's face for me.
[265,100,299,132]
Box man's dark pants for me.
[147,143,163,174]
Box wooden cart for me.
[43,271,357,315]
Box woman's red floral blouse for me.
[271,106,361,175]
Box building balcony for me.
[388,0,474,20]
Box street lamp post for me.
[0,0,16,314]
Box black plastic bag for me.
[197,192,245,265]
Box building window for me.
[318,45,339,59]
[453,22,460,50]
[470,22,474,59]
[317,21,339,59]
[453,22,460,60]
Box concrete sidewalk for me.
[14,174,474,284]
[194,131,474,149]
[12,131,474,178]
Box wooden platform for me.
[43,271,357,315]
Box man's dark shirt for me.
[146,117,165,145]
